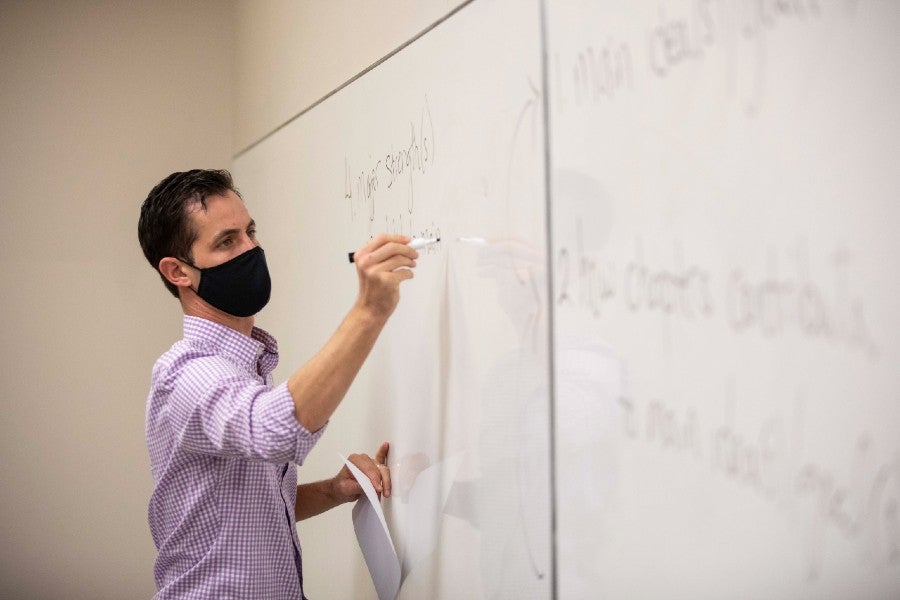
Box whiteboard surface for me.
[548,1,900,599]
[232,0,900,597]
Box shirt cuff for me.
[264,381,327,465]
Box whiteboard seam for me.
[232,0,478,161]
[537,0,558,598]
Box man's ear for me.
[158,257,194,290]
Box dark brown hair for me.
[138,169,239,298]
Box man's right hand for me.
[351,234,418,320]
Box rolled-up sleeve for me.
[167,356,325,465]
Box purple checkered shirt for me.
[146,316,325,599]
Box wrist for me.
[350,301,391,329]
[322,475,341,505]
[326,477,342,504]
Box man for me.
[137,169,418,598]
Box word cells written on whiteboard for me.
[556,0,841,115]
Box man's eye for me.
[219,238,232,247]
[248,229,257,238]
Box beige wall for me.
[234,0,466,154]
[0,1,233,598]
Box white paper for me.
[342,456,401,600]
[342,454,462,598]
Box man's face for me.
[185,190,258,276]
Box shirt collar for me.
[182,315,280,377]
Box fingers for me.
[358,233,411,256]
[353,234,418,318]
[374,441,390,464]
[377,462,391,499]
[368,242,418,267]
[347,451,391,499]
[355,239,418,271]
[375,442,391,499]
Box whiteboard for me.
[232,0,552,598]
[232,0,900,598]
[548,1,900,599]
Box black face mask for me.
[184,246,271,317]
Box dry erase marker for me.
[408,237,440,250]
[348,237,441,263]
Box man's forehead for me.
[188,192,251,233]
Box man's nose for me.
[238,233,259,253]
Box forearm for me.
[287,304,387,432]
[295,479,342,522]
[288,233,417,431]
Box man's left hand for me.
[332,441,392,502]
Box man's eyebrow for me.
[211,227,241,245]
[210,220,256,245]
